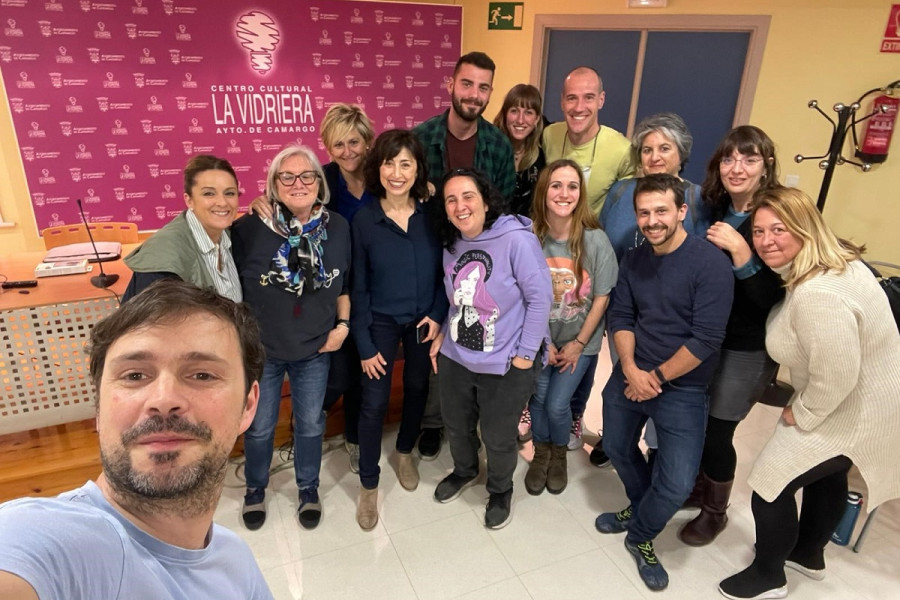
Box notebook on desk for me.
[43,241,122,263]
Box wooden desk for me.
[0,245,136,434]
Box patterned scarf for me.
[261,202,329,296]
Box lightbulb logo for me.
[236,11,280,75]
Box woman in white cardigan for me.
[718,186,900,600]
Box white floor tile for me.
[218,359,899,600]
[390,511,516,600]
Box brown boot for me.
[678,474,733,546]
[357,487,379,531]
[525,442,552,495]
[682,471,706,510]
[546,444,568,494]
[396,452,419,491]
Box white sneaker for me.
[567,415,583,451]
[517,407,532,443]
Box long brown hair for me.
[492,84,544,172]
[531,159,599,303]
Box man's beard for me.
[451,94,485,122]
[101,414,228,518]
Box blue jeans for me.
[244,352,330,492]
[601,363,708,542]
[531,354,593,445]
[568,353,599,418]
[358,313,431,489]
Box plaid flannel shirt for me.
[413,110,516,200]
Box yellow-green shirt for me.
[542,122,636,213]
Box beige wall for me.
[2,0,898,260]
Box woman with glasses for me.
[231,144,351,532]
[677,125,785,546]
[123,154,242,302]
[251,104,376,475]
[351,129,448,530]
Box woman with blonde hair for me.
[493,83,546,216]
[524,158,617,494]
[718,186,900,599]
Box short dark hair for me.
[363,129,430,201]
[633,173,685,210]
[432,168,506,252]
[183,154,238,195]
[88,280,265,396]
[454,51,496,76]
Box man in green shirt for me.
[542,66,636,214]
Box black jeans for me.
[438,354,538,494]
[751,455,853,577]
[323,337,362,444]
[357,313,431,489]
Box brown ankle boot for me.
[682,471,706,510]
[525,442,552,495]
[357,487,379,531]
[678,473,733,546]
[546,444,568,494]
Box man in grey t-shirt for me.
[0,281,273,599]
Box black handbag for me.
[866,261,900,333]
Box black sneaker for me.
[624,537,669,591]
[434,472,476,503]
[718,564,787,599]
[485,489,513,529]
[417,428,443,460]
[590,437,611,468]
[298,487,322,530]
[242,487,266,530]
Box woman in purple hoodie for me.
[429,168,552,530]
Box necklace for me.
[562,130,599,181]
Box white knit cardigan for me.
[748,260,900,508]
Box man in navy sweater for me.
[594,173,733,591]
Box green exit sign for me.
[488,3,523,30]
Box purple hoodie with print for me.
[440,214,552,375]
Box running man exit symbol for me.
[488,3,523,30]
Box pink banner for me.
[0,0,462,230]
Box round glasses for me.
[720,156,763,168]
[277,170,319,186]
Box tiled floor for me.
[215,350,900,599]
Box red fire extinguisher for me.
[856,94,899,164]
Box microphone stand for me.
[76,198,119,289]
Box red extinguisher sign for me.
[856,95,899,164]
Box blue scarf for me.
[261,202,329,296]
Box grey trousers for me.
[438,354,538,494]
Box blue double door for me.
[544,29,751,185]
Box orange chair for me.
[41,222,139,250]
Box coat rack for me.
[794,79,900,212]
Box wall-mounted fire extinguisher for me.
[856,94,899,164]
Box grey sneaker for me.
[434,472,476,503]
[345,441,360,474]
[485,489,513,529]
[567,414,583,450]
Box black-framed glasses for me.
[277,170,319,186]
